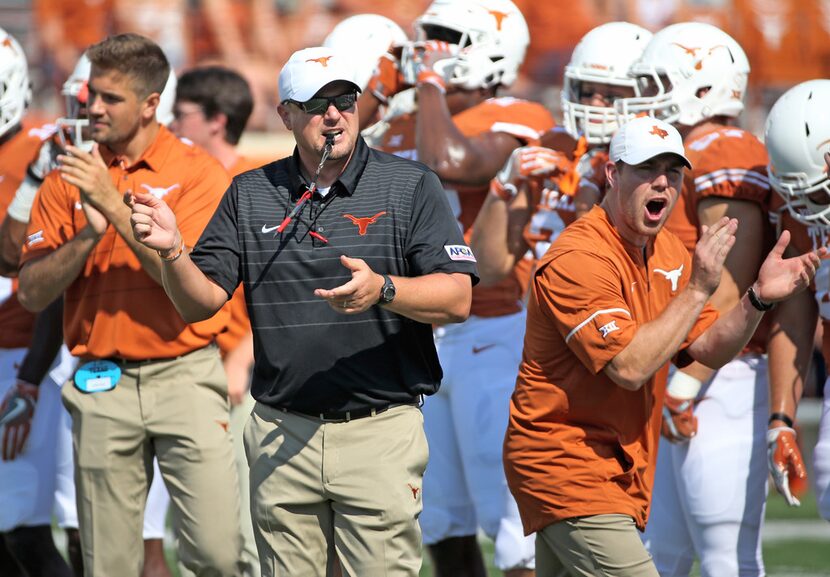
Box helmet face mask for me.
[614,22,749,127]
[561,22,652,144]
[0,27,31,141]
[57,54,94,151]
[765,79,830,229]
[404,0,529,91]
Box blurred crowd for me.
[2,0,830,133]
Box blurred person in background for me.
[472,21,652,287]
[170,63,259,577]
[0,25,73,577]
[368,0,555,574]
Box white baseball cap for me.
[610,116,692,169]
[278,47,361,103]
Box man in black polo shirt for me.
[128,46,477,576]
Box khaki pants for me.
[62,346,245,577]
[245,402,429,577]
[536,514,660,577]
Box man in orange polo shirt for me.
[503,116,824,577]
[17,34,244,577]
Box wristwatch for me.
[379,274,396,304]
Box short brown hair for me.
[176,66,253,145]
[86,33,170,99]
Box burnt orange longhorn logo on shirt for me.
[344,211,387,235]
[306,56,332,67]
[650,126,669,139]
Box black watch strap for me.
[747,285,775,311]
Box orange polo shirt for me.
[21,126,231,360]
[0,122,56,349]
[505,206,718,534]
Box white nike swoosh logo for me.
[0,398,28,426]
[261,224,280,234]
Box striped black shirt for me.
[191,137,478,412]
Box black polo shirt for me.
[191,136,478,412]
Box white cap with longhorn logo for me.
[279,47,362,103]
[610,116,692,169]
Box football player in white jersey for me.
[472,21,652,287]
[371,1,556,575]
[765,79,830,524]
[614,23,809,577]
[0,26,74,577]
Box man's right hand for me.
[127,191,181,254]
[688,216,738,297]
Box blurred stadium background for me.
[4,0,827,572]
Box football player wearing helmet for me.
[614,23,798,577]
[765,79,830,523]
[0,26,75,577]
[374,2,555,575]
[472,21,651,287]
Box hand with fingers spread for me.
[313,255,385,314]
[128,191,182,257]
[58,144,119,213]
[753,230,826,304]
[687,216,738,297]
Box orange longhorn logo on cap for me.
[650,125,669,139]
[2,37,16,53]
[306,56,333,67]
[487,10,510,30]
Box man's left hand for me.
[755,230,827,303]
[0,380,39,461]
[767,426,808,506]
[58,144,119,213]
[314,255,384,313]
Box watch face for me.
[381,276,396,302]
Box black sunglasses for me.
[285,92,357,115]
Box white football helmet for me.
[323,14,408,90]
[0,27,31,140]
[765,79,830,228]
[58,55,177,149]
[561,22,652,145]
[406,0,529,90]
[57,54,93,149]
[614,22,749,127]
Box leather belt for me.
[277,398,422,423]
